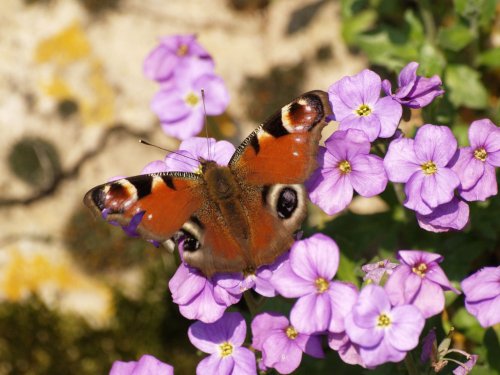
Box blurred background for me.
[0,0,498,374]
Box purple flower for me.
[188,312,257,375]
[151,59,229,140]
[143,34,214,82]
[306,129,388,215]
[141,137,235,174]
[383,124,460,215]
[328,69,402,141]
[109,354,173,375]
[461,266,500,328]
[453,354,478,375]
[215,253,288,298]
[450,119,500,201]
[384,251,459,318]
[344,284,425,368]
[361,259,399,284]
[168,263,241,323]
[420,328,437,363]
[416,196,469,233]
[328,331,365,367]
[272,233,359,334]
[251,312,324,374]
[382,62,444,108]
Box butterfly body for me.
[85,91,332,276]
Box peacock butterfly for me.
[84,91,332,276]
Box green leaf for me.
[454,0,496,31]
[484,328,500,373]
[452,307,485,343]
[419,43,446,76]
[341,9,377,45]
[347,9,423,71]
[445,64,488,109]
[477,47,500,68]
[337,252,361,287]
[437,23,475,51]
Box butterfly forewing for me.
[84,172,204,242]
[229,90,332,185]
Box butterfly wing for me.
[224,91,332,270]
[84,172,204,242]
[229,90,332,185]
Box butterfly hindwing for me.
[229,90,332,185]
[84,172,204,242]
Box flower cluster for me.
[144,35,229,140]
[308,62,499,234]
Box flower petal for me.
[372,96,402,138]
[151,87,191,122]
[459,164,498,201]
[290,293,331,334]
[161,109,205,140]
[469,119,499,150]
[232,347,257,375]
[352,285,390,328]
[193,74,230,115]
[385,265,412,307]
[196,355,234,375]
[289,234,340,282]
[262,335,302,374]
[251,312,288,350]
[404,172,433,215]
[350,154,388,196]
[328,282,359,332]
[188,312,246,353]
[412,279,445,318]
[386,305,424,351]
[307,165,354,215]
[344,312,382,348]
[383,138,420,183]
[416,197,470,232]
[339,114,381,142]
[272,259,317,298]
[324,129,370,161]
[461,267,500,302]
[359,336,406,367]
[450,147,484,190]
[414,124,457,166]
[179,283,226,323]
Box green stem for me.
[404,352,419,375]
[243,291,260,316]
[418,0,437,44]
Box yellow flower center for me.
[412,263,427,277]
[377,313,391,327]
[177,44,189,56]
[185,92,200,107]
[315,277,329,293]
[356,104,372,117]
[421,161,437,175]
[285,326,298,340]
[474,147,487,162]
[219,342,233,357]
[338,160,352,174]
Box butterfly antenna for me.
[138,139,200,168]
[201,89,212,161]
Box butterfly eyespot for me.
[276,187,299,219]
[183,234,201,252]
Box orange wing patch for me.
[84,173,204,242]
